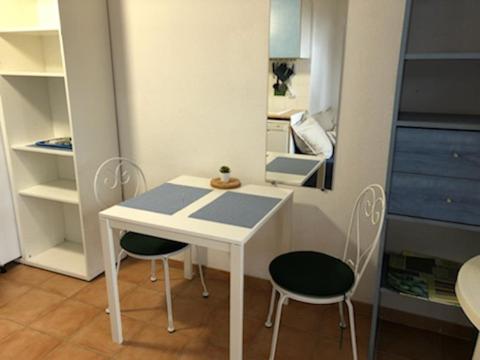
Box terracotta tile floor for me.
[0,259,475,359]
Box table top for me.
[265,151,325,186]
[456,255,480,329]
[100,175,293,245]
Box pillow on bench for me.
[291,111,333,159]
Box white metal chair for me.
[264,184,386,360]
[94,157,209,333]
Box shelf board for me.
[405,53,480,60]
[0,71,64,78]
[387,214,480,233]
[19,180,79,205]
[12,144,73,157]
[380,287,472,327]
[0,27,59,36]
[380,287,460,308]
[25,241,86,279]
[396,112,480,131]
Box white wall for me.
[309,0,348,115]
[268,0,349,117]
[108,0,268,185]
[108,0,276,274]
[108,0,406,303]
[267,59,310,113]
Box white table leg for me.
[100,218,123,343]
[280,196,293,306]
[280,195,293,253]
[184,245,193,280]
[230,244,244,360]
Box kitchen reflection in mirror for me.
[265,0,348,190]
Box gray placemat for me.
[266,157,320,176]
[189,192,281,228]
[120,183,212,215]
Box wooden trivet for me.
[210,177,241,189]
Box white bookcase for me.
[0,131,20,269]
[0,0,121,280]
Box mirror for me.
[265,0,348,190]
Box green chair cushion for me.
[120,232,188,256]
[269,251,355,298]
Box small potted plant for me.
[219,165,231,183]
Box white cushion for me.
[291,112,333,158]
[311,108,336,131]
[290,111,305,126]
[326,130,337,145]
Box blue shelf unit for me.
[368,0,480,358]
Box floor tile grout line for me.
[0,275,138,359]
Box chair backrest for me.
[343,184,386,294]
[94,157,147,208]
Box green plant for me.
[219,166,230,174]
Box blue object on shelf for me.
[35,137,72,150]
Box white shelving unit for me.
[0,128,20,268]
[0,28,59,35]
[18,179,78,204]
[0,30,64,75]
[0,71,65,77]
[12,144,73,157]
[0,0,121,280]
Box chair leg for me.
[339,301,346,328]
[162,258,175,333]
[265,287,277,328]
[197,263,209,298]
[346,298,358,360]
[106,250,125,315]
[338,301,347,348]
[150,259,157,282]
[269,294,287,360]
[116,250,125,275]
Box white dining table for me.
[99,175,293,359]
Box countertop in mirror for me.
[267,109,305,120]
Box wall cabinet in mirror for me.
[269,0,312,59]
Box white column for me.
[230,244,244,360]
[100,218,123,343]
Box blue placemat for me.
[266,157,320,176]
[189,192,281,228]
[120,183,212,215]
